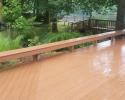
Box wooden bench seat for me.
[0,30,125,63]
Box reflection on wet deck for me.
[0,39,125,100]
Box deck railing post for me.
[93,40,98,46]
[111,36,116,43]
[122,34,125,40]
[68,46,74,52]
[33,54,39,61]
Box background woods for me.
[0,0,125,52]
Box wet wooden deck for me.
[0,39,125,100]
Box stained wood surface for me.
[0,39,125,100]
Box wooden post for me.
[64,21,65,26]
[93,40,98,46]
[68,22,70,27]
[71,23,73,32]
[111,36,116,43]
[33,55,39,61]
[122,34,125,40]
[68,46,74,52]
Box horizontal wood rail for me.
[0,30,125,63]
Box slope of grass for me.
[0,34,23,52]
[42,32,81,43]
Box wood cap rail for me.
[0,30,125,63]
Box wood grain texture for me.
[0,39,125,100]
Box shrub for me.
[28,36,41,46]
[2,0,35,35]
[0,34,23,52]
[42,32,81,43]
[12,16,35,34]
[2,0,22,23]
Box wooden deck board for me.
[0,39,125,100]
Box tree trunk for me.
[21,0,24,8]
[116,0,125,30]
[88,12,92,29]
[52,21,58,33]
[43,10,50,24]
[0,0,2,21]
[0,0,2,7]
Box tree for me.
[2,0,22,23]
[116,0,125,30]
[48,0,75,32]
[1,0,34,34]
[23,0,49,22]
[24,0,75,32]
[21,0,125,31]
[77,0,125,30]
[76,0,114,18]
[0,0,2,7]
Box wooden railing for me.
[69,19,117,33]
[90,19,116,33]
[0,30,125,63]
[90,19,116,29]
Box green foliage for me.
[76,0,116,18]
[0,34,23,52]
[28,36,41,46]
[2,0,35,35]
[2,0,22,23]
[12,16,35,34]
[0,0,117,52]
[25,0,75,21]
[42,32,81,43]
